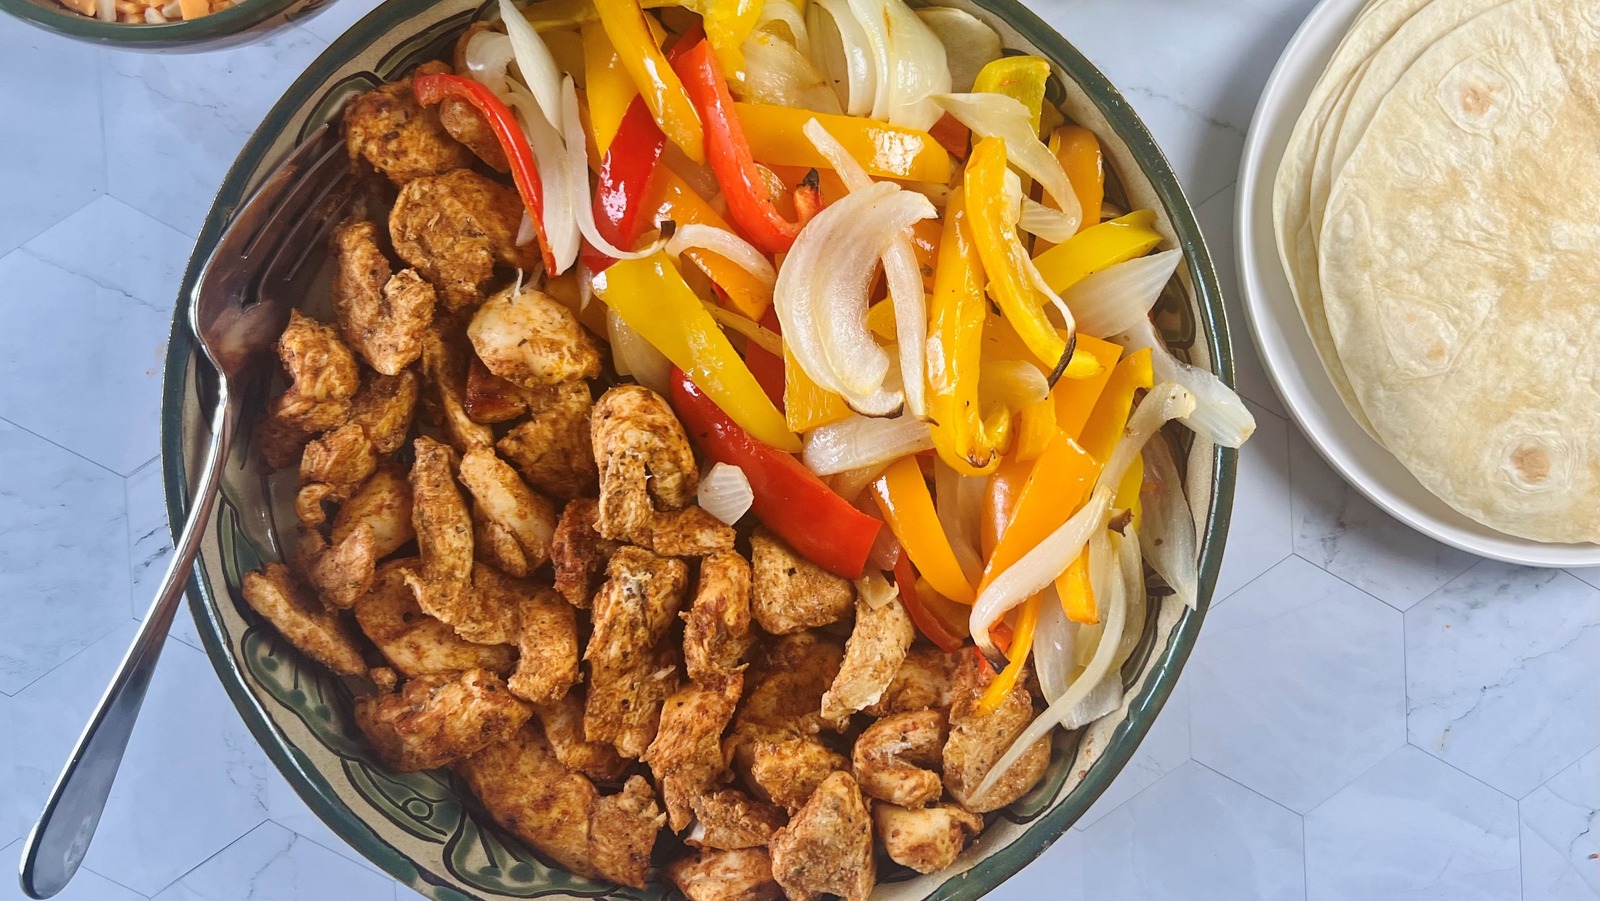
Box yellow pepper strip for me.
[525,0,684,29]
[910,217,941,291]
[966,137,1071,376]
[1014,395,1057,463]
[1032,210,1163,293]
[928,191,1008,478]
[593,0,705,163]
[1056,549,1097,624]
[1078,348,1154,464]
[1054,125,1104,233]
[972,56,1051,136]
[981,311,1103,381]
[582,21,639,154]
[645,168,772,319]
[1052,334,1122,440]
[1116,452,1144,533]
[976,593,1039,715]
[865,299,897,342]
[979,434,1100,590]
[704,0,763,85]
[594,252,799,451]
[734,103,953,183]
[872,457,978,605]
[783,343,849,432]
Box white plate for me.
[1233,0,1600,568]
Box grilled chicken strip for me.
[353,667,531,771]
[768,771,875,901]
[584,546,689,757]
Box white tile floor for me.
[0,0,1596,898]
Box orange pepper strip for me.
[1078,348,1155,464]
[872,458,977,605]
[1014,395,1058,463]
[783,342,849,432]
[979,435,1100,592]
[981,452,1031,560]
[1039,126,1104,253]
[1056,549,1097,624]
[644,168,772,320]
[976,593,1040,715]
[1053,334,1123,440]
[1116,452,1145,533]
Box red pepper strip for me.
[668,21,706,62]
[973,645,996,678]
[672,367,880,579]
[582,96,668,274]
[895,554,965,652]
[744,308,787,411]
[673,39,808,255]
[929,113,971,161]
[412,73,554,274]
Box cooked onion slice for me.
[607,307,672,396]
[1064,249,1182,337]
[698,462,755,525]
[802,414,932,476]
[809,0,875,115]
[931,92,1078,225]
[846,0,950,130]
[1115,317,1256,448]
[915,6,1001,93]
[667,224,777,289]
[499,0,563,124]
[1139,433,1199,608]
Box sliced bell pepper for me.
[1052,125,1104,234]
[745,308,787,411]
[672,368,881,579]
[929,113,971,161]
[966,137,1074,378]
[928,190,1008,477]
[593,0,705,163]
[734,103,953,183]
[896,557,967,652]
[595,252,799,451]
[582,20,640,155]
[972,55,1051,137]
[981,309,1103,381]
[645,167,773,319]
[981,452,1030,560]
[584,96,667,274]
[784,342,849,432]
[910,217,941,291]
[703,0,762,83]
[524,0,682,29]
[976,592,1038,715]
[1078,348,1154,464]
[1056,549,1097,624]
[978,434,1099,591]
[1052,334,1122,440]
[1013,394,1058,463]
[1032,210,1163,293]
[871,457,977,605]
[675,39,811,255]
[412,73,554,274]
[1116,452,1144,533]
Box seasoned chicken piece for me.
[390,169,535,310]
[592,386,736,555]
[748,739,849,812]
[508,585,580,705]
[353,561,515,677]
[332,464,415,559]
[296,422,379,524]
[473,503,530,577]
[468,284,603,387]
[355,668,530,772]
[347,369,420,455]
[270,310,360,435]
[497,381,599,500]
[458,447,557,572]
[689,790,788,850]
[404,436,473,623]
[549,498,617,607]
[750,529,853,634]
[421,327,494,453]
[464,357,529,423]
[437,95,510,173]
[852,709,946,808]
[768,771,875,901]
[241,563,367,676]
[293,524,377,610]
[943,653,1051,813]
[342,62,475,185]
[585,546,689,757]
[873,803,982,874]
[331,219,436,375]
[667,848,783,901]
[683,550,752,683]
[531,692,629,781]
[864,647,959,717]
[821,595,913,725]
[424,561,527,646]
[729,634,846,809]
[456,724,665,888]
[645,674,744,832]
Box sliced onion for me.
[932,92,1078,221]
[1139,432,1199,608]
[1100,382,1196,492]
[702,300,783,356]
[96,0,114,23]
[934,460,983,586]
[1064,249,1182,337]
[740,30,844,113]
[978,358,1048,413]
[506,83,580,273]
[561,80,665,263]
[1115,318,1256,448]
[1020,197,1079,244]
[1086,526,1119,616]
[500,0,563,124]
[846,0,950,130]
[915,7,1001,93]
[1113,527,1148,667]
[832,462,894,506]
[1061,673,1123,730]
[698,462,755,525]
[607,307,673,396]
[667,224,777,288]
[1032,586,1076,703]
[802,414,932,476]
[464,30,516,97]
[515,210,537,247]
[758,0,810,52]
[855,568,900,610]
[809,0,875,116]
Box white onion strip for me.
[932,92,1078,225]
[505,84,580,274]
[1063,249,1181,337]
[1019,197,1079,243]
[802,414,932,475]
[667,224,777,288]
[845,0,950,130]
[698,462,754,525]
[499,0,564,125]
[1139,433,1199,608]
[1032,586,1075,704]
[809,0,875,116]
[464,30,516,97]
[1115,318,1255,448]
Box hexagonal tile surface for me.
[1304,745,1519,901]
[1194,185,1287,420]
[1288,429,1476,610]
[125,457,202,652]
[0,18,105,259]
[1079,761,1304,900]
[1211,401,1292,604]
[1406,562,1600,799]
[0,840,147,901]
[1570,567,1600,590]
[0,419,131,696]
[1072,679,1192,831]
[1519,748,1599,901]
[1189,556,1405,813]
[996,824,1086,900]
[149,821,393,901]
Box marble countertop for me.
[0,0,1595,898]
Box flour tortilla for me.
[1318,0,1600,543]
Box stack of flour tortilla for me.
[1273,0,1600,545]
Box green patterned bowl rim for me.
[160,1,1238,895]
[0,0,319,49]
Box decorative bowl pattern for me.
[160,1,1239,897]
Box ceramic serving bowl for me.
[0,0,327,51]
[160,1,1240,896]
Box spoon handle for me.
[19,390,236,900]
